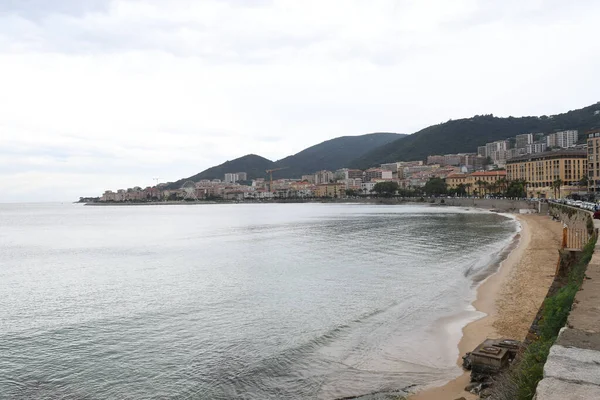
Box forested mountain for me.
[165,133,404,188]
[351,102,600,169]
[165,154,275,189]
[273,132,403,177]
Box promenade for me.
[535,218,600,399]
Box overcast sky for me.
[1,0,599,202]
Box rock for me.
[464,382,479,391]
[469,383,483,394]
[462,352,472,370]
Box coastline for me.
[409,213,562,400]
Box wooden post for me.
[562,226,568,249]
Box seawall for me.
[534,207,600,400]
[438,197,540,213]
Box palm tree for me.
[488,182,498,195]
[496,178,508,194]
[481,181,490,196]
[552,178,564,199]
[465,183,472,196]
[475,180,484,197]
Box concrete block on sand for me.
[535,377,600,400]
[543,344,600,385]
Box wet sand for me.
[409,214,562,400]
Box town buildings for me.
[446,171,507,196]
[224,172,247,184]
[96,124,596,203]
[515,133,533,149]
[314,183,346,198]
[587,130,600,193]
[547,130,579,149]
[506,149,587,198]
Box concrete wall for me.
[548,203,593,233]
[535,220,600,399]
[439,197,538,212]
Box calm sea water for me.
[0,203,518,399]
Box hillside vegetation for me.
[273,132,402,177]
[166,133,403,188]
[352,102,600,169]
[165,154,275,189]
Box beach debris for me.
[462,338,521,397]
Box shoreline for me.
[409,213,562,399]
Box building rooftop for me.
[506,149,587,163]
[471,170,507,177]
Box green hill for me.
[165,154,275,188]
[273,132,403,177]
[351,102,600,169]
[165,132,404,188]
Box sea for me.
[0,203,519,400]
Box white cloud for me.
[1,0,599,201]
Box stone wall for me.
[439,197,538,212]
[548,203,594,235]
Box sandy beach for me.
[409,214,562,400]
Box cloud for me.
[0,0,599,201]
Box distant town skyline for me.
[1,0,600,202]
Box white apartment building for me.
[547,130,579,148]
[314,170,334,184]
[485,140,509,166]
[515,133,533,149]
[526,142,547,154]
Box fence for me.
[562,226,591,251]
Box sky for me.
[1,0,599,202]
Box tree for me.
[345,189,358,197]
[475,180,484,197]
[372,181,399,197]
[481,181,490,196]
[552,178,564,199]
[465,183,472,196]
[496,178,508,194]
[424,177,447,196]
[579,175,589,187]
[506,179,527,198]
[456,183,467,196]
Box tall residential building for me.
[547,130,579,149]
[485,140,509,166]
[587,130,600,192]
[506,149,587,198]
[515,133,534,149]
[224,173,238,184]
[314,170,334,184]
[364,168,392,181]
[526,142,547,154]
[477,146,487,157]
[224,172,247,183]
[336,168,364,180]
